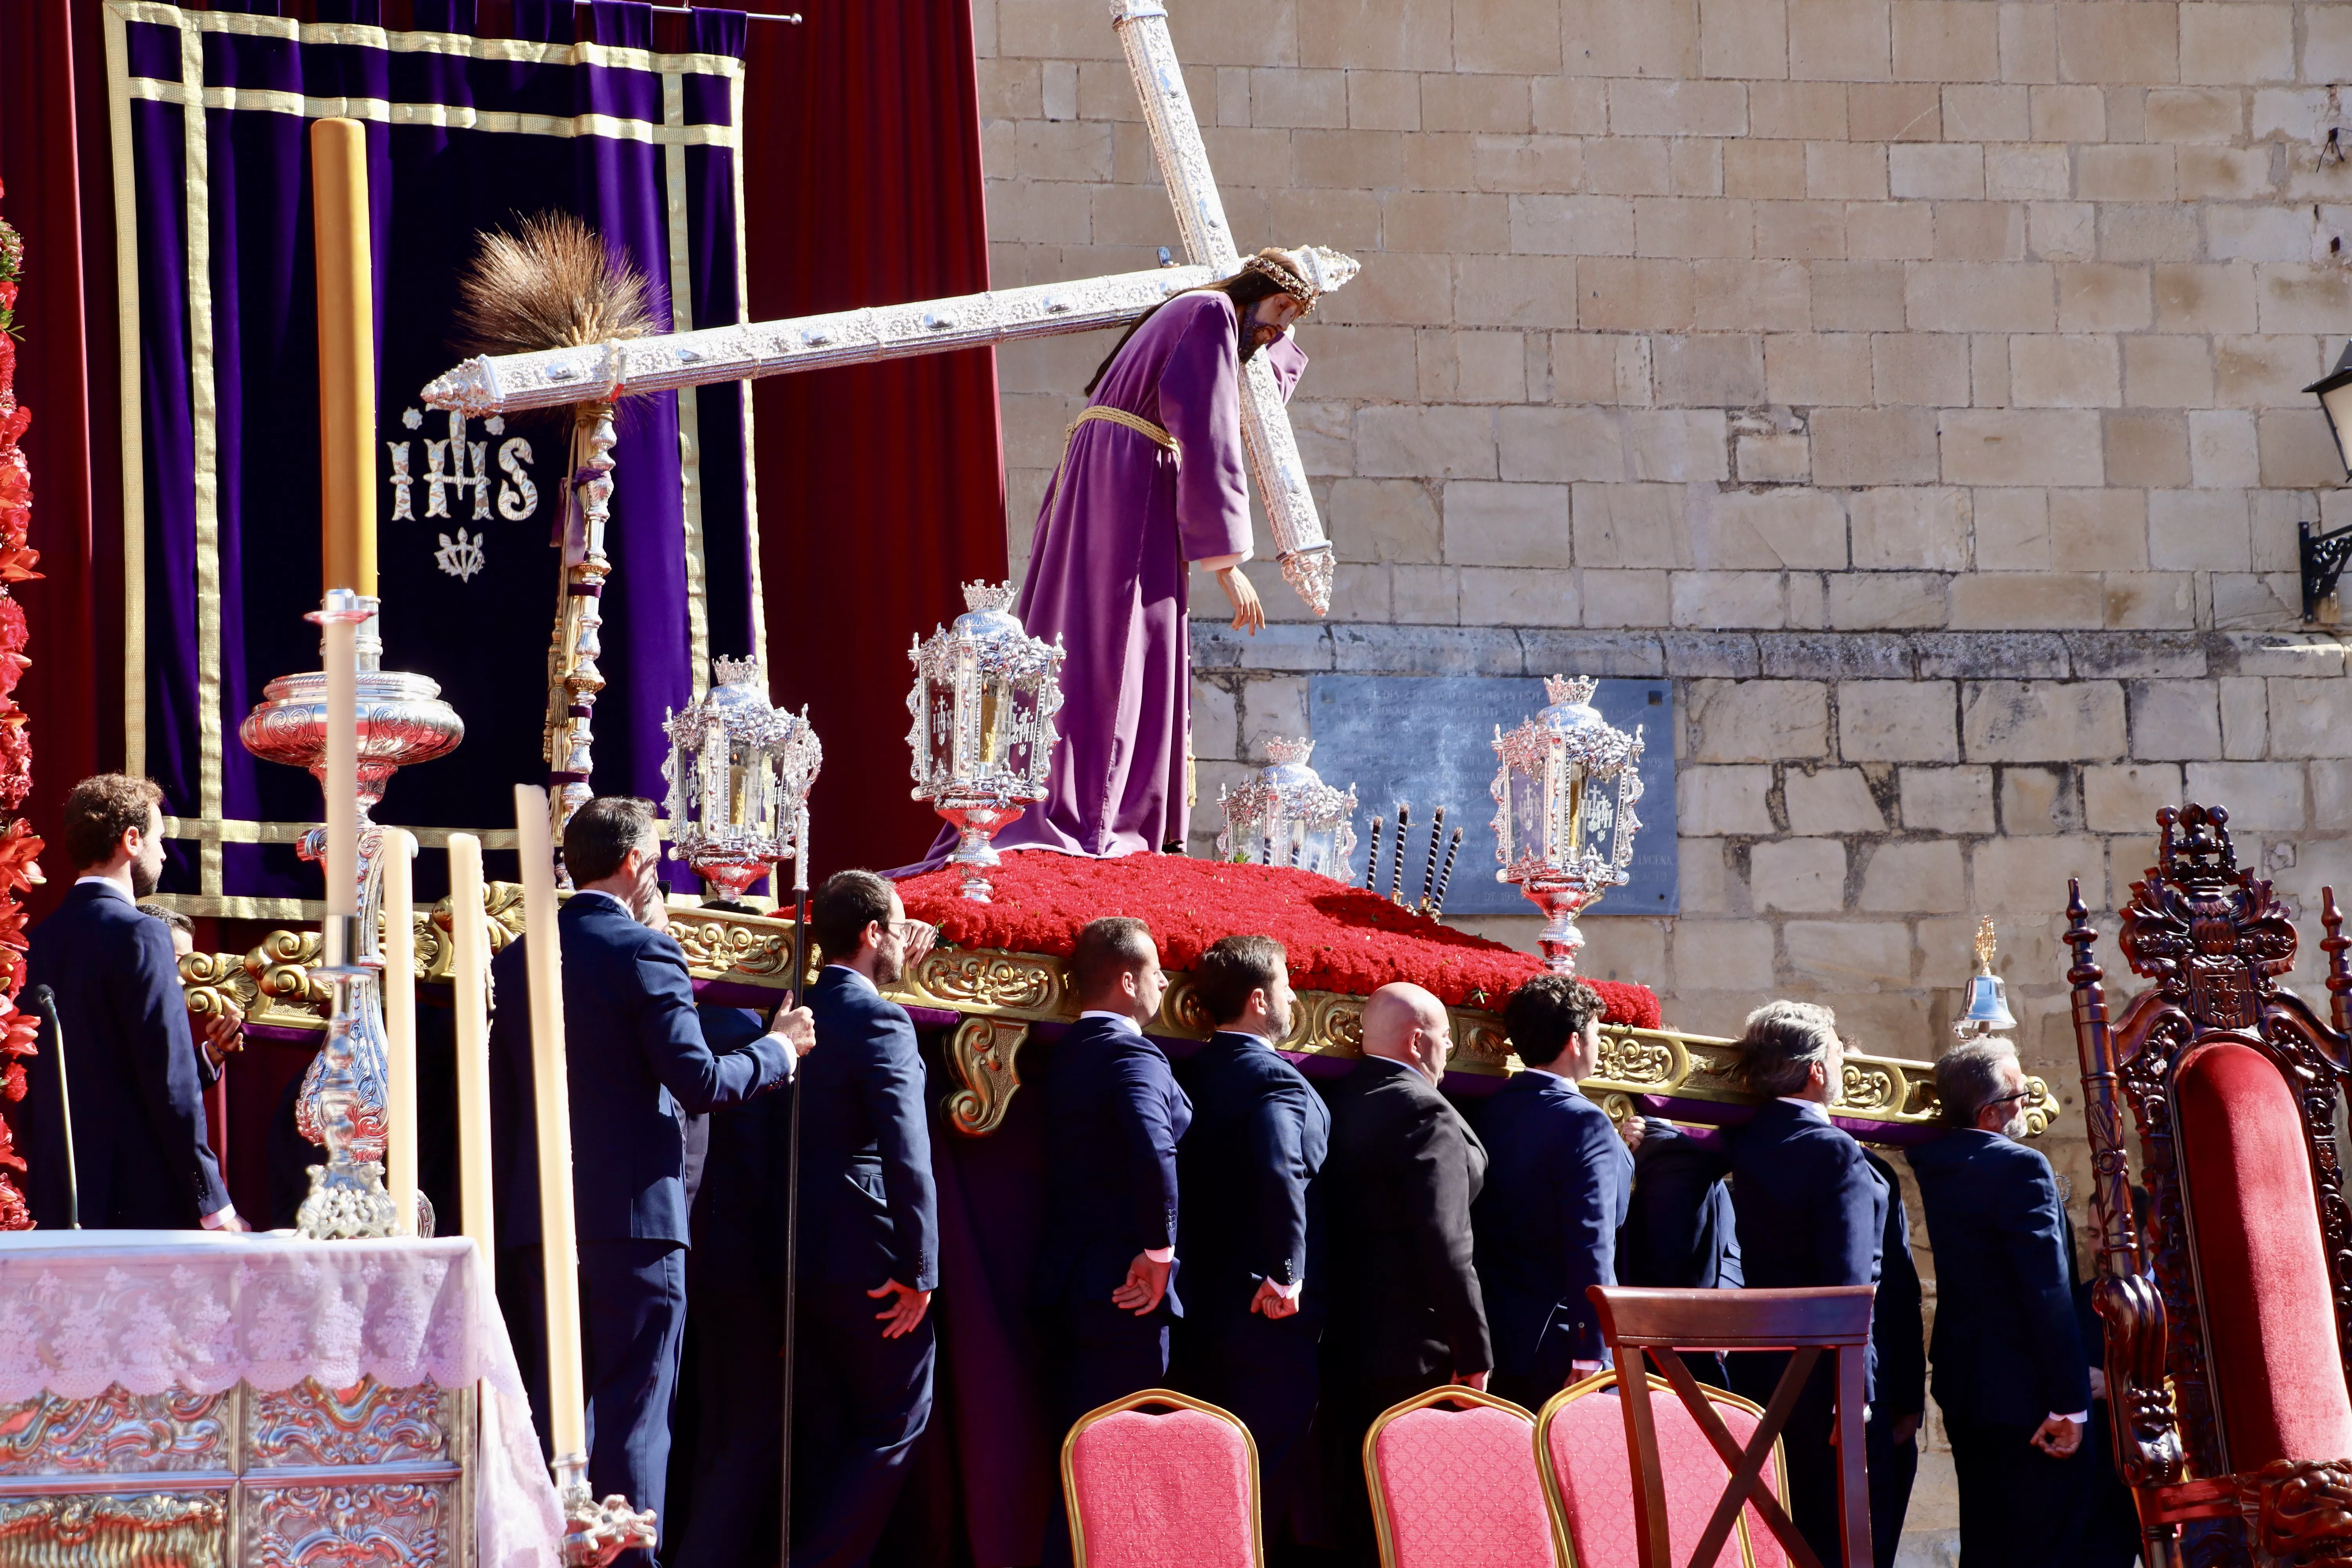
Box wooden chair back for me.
[1589,1284,1875,1568]
[1535,1370,1790,1568]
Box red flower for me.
[895,854,1661,1025]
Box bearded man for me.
[942,244,1355,863]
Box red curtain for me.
[740,0,1007,880]
[0,0,118,923]
[0,0,1004,892]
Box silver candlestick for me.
[1490,675,1644,975]
[240,599,463,1219]
[906,582,1066,902]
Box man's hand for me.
[902,919,938,971]
[199,1007,244,1070]
[2088,1368,2108,1402]
[770,1006,817,1058]
[2031,1415,2085,1458]
[868,1279,932,1339]
[1567,1360,1604,1388]
[1217,566,1265,636]
[1620,1115,1646,1154]
[1250,1279,1299,1319]
[1891,1412,1923,1445]
[1111,1252,1173,1316]
[1450,1370,1490,1392]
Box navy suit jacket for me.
[22,881,230,1229]
[1907,1129,2091,1427]
[1862,1147,1927,1420]
[684,1003,768,1218]
[1729,1098,1888,1397]
[1037,1014,1192,1316]
[795,966,939,1290]
[1618,1120,1742,1289]
[1174,1029,1328,1317]
[1321,1055,1492,1379]
[1472,1070,1633,1380]
[489,893,790,1247]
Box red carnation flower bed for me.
[894,852,1661,1026]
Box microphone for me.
[24,985,76,1229]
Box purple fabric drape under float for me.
[109,0,753,905]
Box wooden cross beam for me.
[420,2,1341,837]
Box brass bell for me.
[1954,916,2017,1038]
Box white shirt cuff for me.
[2053,1410,2089,1425]
[200,1204,237,1230]
[1143,1246,1175,1264]
[1193,549,1253,572]
[1267,1277,1301,1301]
[763,1034,799,1078]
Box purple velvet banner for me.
[105,0,753,908]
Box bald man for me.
[1315,982,1491,1562]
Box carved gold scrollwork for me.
[1838,1061,1902,1114]
[0,1387,230,1474]
[0,1492,227,1568]
[1163,977,1216,1036]
[909,950,1065,1016]
[247,1379,450,1469]
[666,907,797,984]
[177,953,258,1038]
[1596,1030,1680,1088]
[1453,1013,1513,1074]
[943,1018,1030,1138]
[2017,1074,2061,1137]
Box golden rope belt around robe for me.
[1041,405,1179,513]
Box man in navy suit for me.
[490,796,811,1568]
[1618,1117,1741,1294]
[1318,982,1491,1564]
[22,775,236,1231]
[1472,974,1633,1410]
[1726,1001,1888,1566]
[1036,916,1190,1566]
[1170,934,1328,1549]
[1909,1042,2089,1568]
[1861,1145,1927,1568]
[783,870,941,1568]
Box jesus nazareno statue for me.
[923,244,1358,867]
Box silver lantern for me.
[661,657,822,902]
[1953,916,2018,1039]
[1490,674,1644,975]
[906,581,1067,902]
[1216,737,1359,881]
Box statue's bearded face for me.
[1239,293,1307,362]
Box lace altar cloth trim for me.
[0,1230,560,1568]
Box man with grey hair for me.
[1726,1000,1889,1564]
[1907,1041,2091,1567]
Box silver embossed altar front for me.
[1491,676,1646,975]
[0,1231,559,1568]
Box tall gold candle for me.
[383,829,419,1234]
[514,784,587,1462]
[448,833,496,1282]
[310,118,376,599]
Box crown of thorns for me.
[1241,245,1361,312]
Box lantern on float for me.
[661,657,821,901]
[1217,737,1359,881]
[906,581,1066,902]
[1490,675,1644,975]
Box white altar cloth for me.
[0,1229,561,1568]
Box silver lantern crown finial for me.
[661,657,822,902]
[1216,736,1359,881]
[907,581,1067,902]
[1953,915,2018,1038]
[1490,674,1645,975]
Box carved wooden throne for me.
[2064,803,2352,1566]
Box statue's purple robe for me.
[924,290,1307,864]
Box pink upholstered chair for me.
[1535,1372,1790,1568]
[1363,1386,1556,1568]
[2064,802,2352,1564]
[1060,1389,1261,1568]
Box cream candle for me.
[448,833,496,1281]
[514,784,586,1462]
[382,828,418,1234]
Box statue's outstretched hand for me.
[1218,566,1265,636]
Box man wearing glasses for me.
[784,870,941,1568]
[1908,1040,2092,1568]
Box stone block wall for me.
[973,0,2352,1148]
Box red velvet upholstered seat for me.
[1062,1391,1261,1568]
[2177,1040,2352,1471]
[1365,1388,1556,1568]
[1536,1376,1788,1568]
